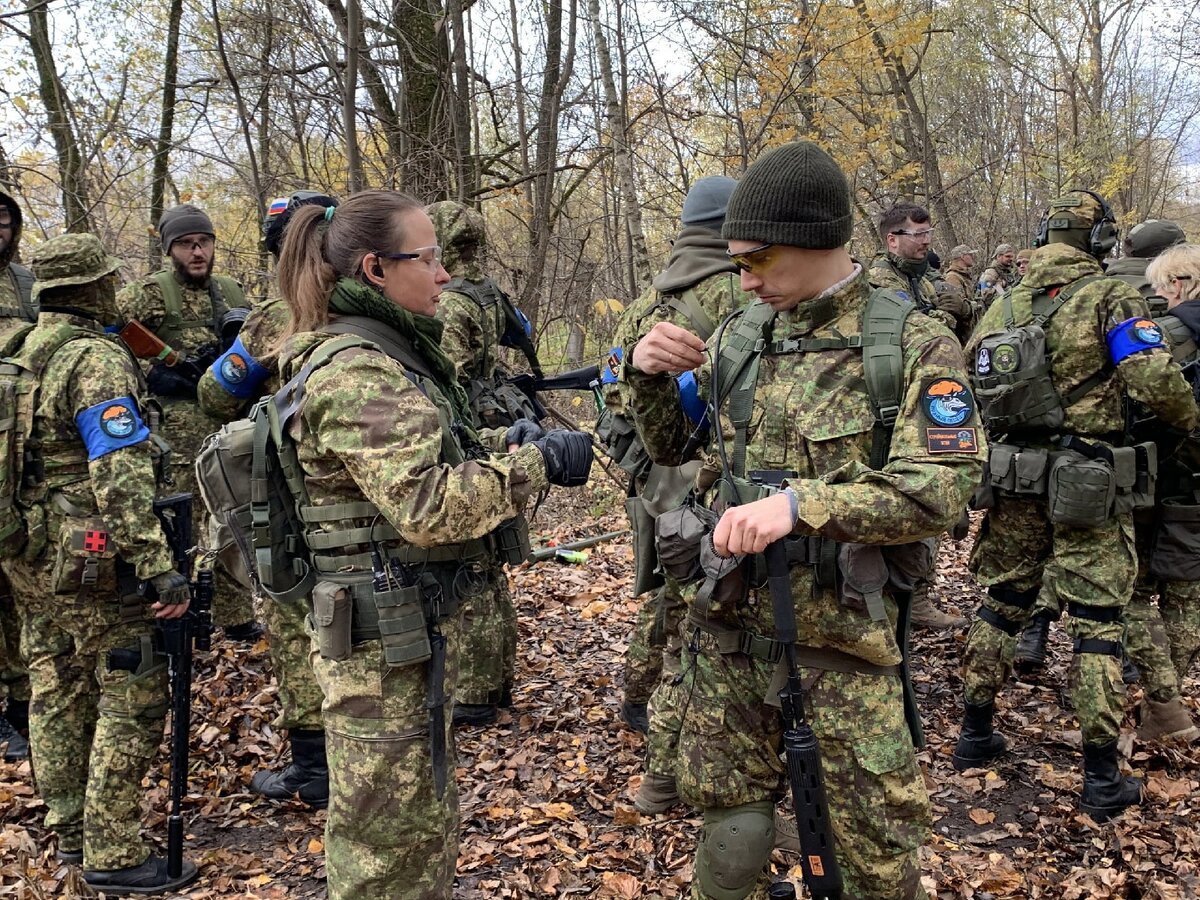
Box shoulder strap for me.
[713,300,776,478]
[210,275,245,310]
[321,316,435,380]
[862,288,914,469]
[1156,313,1199,367]
[152,270,184,339]
[446,277,493,308]
[665,284,720,341]
[1030,274,1104,325]
[9,265,34,319]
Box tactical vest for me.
[0,265,35,321]
[152,271,245,349]
[971,275,1106,435]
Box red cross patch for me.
[83,530,108,553]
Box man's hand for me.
[713,492,795,557]
[149,569,191,619]
[630,322,707,375]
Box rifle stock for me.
[118,320,182,366]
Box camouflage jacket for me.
[198,296,290,420]
[967,244,1198,439]
[868,252,957,332]
[436,282,507,383]
[978,261,1015,308]
[116,271,241,463]
[622,269,985,667]
[278,330,547,559]
[25,312,173,579]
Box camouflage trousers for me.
[310,621,460,900]
[624,578,686,706]
[677,633,930,900]
[642,579,687,779]
[0,568,29,705]
[455,568,515,706]
[2,557,167,869]
[968,495,1134,745]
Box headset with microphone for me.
[1033,189,1118,258]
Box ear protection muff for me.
[1033,189,1118,259]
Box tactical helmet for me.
[29,233,122,301]
[1034,190,1118,260]
[1124,219,1185,259]
[262,190,338,259]
[427,200,487,278]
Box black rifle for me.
[765,539,843,899]
[509,364,603,420]
[107,492,212,880]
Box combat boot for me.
[224,620,265,643]
[773,810,801,853]
[633,771,680,814]
[952,700,1007,771]
[908,587,966,631]
[619,698,649,734]
[1121,651,1141,685]
[1079,739,1142,821]
[1136,696,1200,745]
[1014,612,1053,676]
[249,729,329,808]
[0,708,28,762]
[453,702,498,727]
[84,853,198,895]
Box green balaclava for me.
[426,201,487,282]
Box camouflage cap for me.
[29,233,122,300]
[949,244,978,259]
[1016,248,1033,261]
[992,242,1016,257]
[1125,219,1185,258]
[426,200,487,279]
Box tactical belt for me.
[1073,638,1123,658]
[687,612,900,677]
[340,568,460,646]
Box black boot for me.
[619,699,649,735]
[452,703,498,727]
[1121,651,1140,685]
[249,729,328,808]
[952,700,1007,771]
[1014,613,1053,676]
[224,620,265,643]
[1079,739,1142,821]
[84,853,198,894]
[0,706,28,762]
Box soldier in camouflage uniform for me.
[978,243,1017,309]
[868,202,964,336]
[600,176,752,813]
[427,200,521,728]
[115,204,261,640]
[954,192,1198,821]
[1107,220,1185,301]
[273,191,592,900]
[623,143,984,899]
[941,244,982,342]
[1,233,197,892]
[0,191,33,762]
[197,191,338,806]
[1012,248,1032,288]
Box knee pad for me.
[695,801,774,900]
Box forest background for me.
[1,0,1199,368]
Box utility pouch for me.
[694,536,747,617]
[1013,448,1050,496]
[626,494,664,597]
[974,323,1066,433]
[1047,451,1116,528]
[311,581,353,661]
[1149,501,1200,581]
[494,516,531,568]
[655,501,717,583]
[1113,442,1156,512]
[51,515,119,594]
[987,444,1017,493]
[374,583,433,669]
[837,543,889,621]
[22,502,47,563]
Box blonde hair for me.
[276,189,423,339]
[1146,244,1200,302]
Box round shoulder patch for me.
[100,402,136,438]
[922,377,974,426]
[1132,319,1163,345]
[220,352,249,385]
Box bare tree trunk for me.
[446,0,475,198]
[589,0,650,289]
[343,0,364,191]
[27,0,91,231]
[391,0,454,201]
[210,0,263,220]
[148,0,183,268]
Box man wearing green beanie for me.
[621,141,984,899]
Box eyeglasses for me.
[726,243,779,274]
[891,228,934,241]
[375,245,443,270]
[177,236,215,252]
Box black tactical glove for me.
[149,569,191,606]
[505,419,545,448]
[532,430,593,487]
[146,360,201,399]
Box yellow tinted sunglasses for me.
[726,242,779,274]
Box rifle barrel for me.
[527,529,628,563]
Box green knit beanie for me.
[722,142,853,249]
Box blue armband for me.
[211,335,271,398]
[1106,316,1165,365]
[600,346,622,385]
[676,370,707,425]
[75,397,150,461]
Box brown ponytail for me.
[276,189,424,343]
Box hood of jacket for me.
[651,226,739,295]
